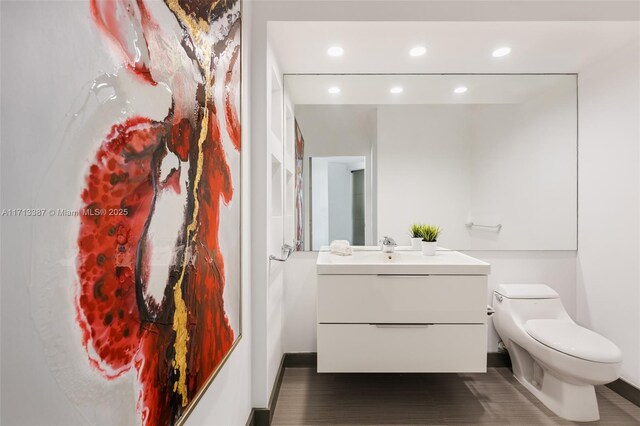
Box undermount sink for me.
[316,247,490,275]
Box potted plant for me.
[409,224,424,250]
[417,224,441,256]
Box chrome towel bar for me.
[269,243,294,262]
[465,222,502,231]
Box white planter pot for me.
[410,237,423,250]
[421,241,437,256]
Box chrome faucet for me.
[381,236,397,253]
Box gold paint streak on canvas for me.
[166,0,210,40]
[164,0,217,406]
[171,274,189,405]
[172,65,212,407]
[209,0,222,14]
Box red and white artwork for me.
[31,1,242,424]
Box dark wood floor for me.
[272,368,640,425]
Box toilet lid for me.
[525,319,622,363]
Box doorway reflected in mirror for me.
[310,156,366,250]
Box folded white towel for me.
[329,240,353,256]
[331,246,353,256]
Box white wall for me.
[295,106,376,159]
[377,105,473,246]
[1,5,97,423]
[250,40,287,410]
[577,39,640,388]
[311,158,330,249]
[328,162,353,243]
[283,252,320,353]
[0,1,253,425]
[469,80,577,250]
[377,83,577,250]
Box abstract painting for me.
[294,120,305,250]
[31,1,242,425]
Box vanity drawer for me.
[317,323,487,373]
[317,274,487,324]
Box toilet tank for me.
[493,284,571,326]
[496,284,559,299]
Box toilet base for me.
[515,370,600,422]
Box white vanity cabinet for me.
[316,249,490,373]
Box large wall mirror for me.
[284,74,577,251]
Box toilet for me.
[492,284,622,422]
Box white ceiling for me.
[285,74,574,105]
[269,21,639,74]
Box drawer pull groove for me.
[376,275,431,278]
[372,323,432,328]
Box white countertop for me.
[316,248,490,275]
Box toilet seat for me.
[525,319,622,363]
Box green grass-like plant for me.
[416,224,441,242]
[409,224,423,238]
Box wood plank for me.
[272,367,640,425]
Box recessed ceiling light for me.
[492,47,511,58]
[390,86,403,94]
[454,86,468,94]
[409,46,427,57]
[328,87,341,94]
[327,46,344,57]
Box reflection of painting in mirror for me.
[30,1,242,425]
[310,156,366,250]
[295,121,305,250]
[288,74,577,251]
